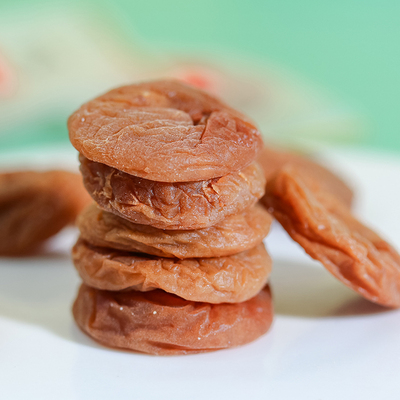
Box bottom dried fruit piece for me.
[73,284,273,355]
[263,166,400,308]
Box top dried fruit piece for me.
[68,80,263,182]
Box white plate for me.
[1,145,400,400]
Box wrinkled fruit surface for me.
[73,239,272,304]
[263,166,400,307]
[69,80,263,182]
[78,203,272,259]
[0,170,92,256]
[257,146,353,208]
[80,155,265,230]
[73,284,273,355]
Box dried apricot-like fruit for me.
[68,80,263,182]
[257,146,353,208]
[77,203,272,259]
[0,170,91,256]
[80,155,265,230]
[73,284,273,355]
[263,166,400,307]
[72,239,272,304]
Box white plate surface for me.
[1,145,400,400]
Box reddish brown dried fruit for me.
[263,166,400,307]
[0,170,92,256]
[77,203,272,259]
[72,239,272,304]
[73,284,273,355]
[80,155,265,230]
[257,146,353,208]
[68,80,263,182]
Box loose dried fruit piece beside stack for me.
[68,80,274,355]
[0,170,91,256]
[257,147,400,308]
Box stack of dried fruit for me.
[68,80,275,355]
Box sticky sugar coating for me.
[68,80,263,183]
[0,170,91,256]
[77,203,272,259]
[72,239,272,304]
[73,284,273,355]
[257,146,353,208]
[80,155,265,230]
[263,166,400,308]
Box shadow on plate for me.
[0,227,102,347]
[0,255,96,348]
[70,323,115,352]
[271,258,389,318]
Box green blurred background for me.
[0,0,399,152]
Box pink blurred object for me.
[0,50,16,98]
[164,60,264,110]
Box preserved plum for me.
[72,239,272,304]
[80,155,265,230]
[77,203,272,259]
[73,284,273,355]
[68,80,263,182]
[263,167,400,307]
[0,170,91,256]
